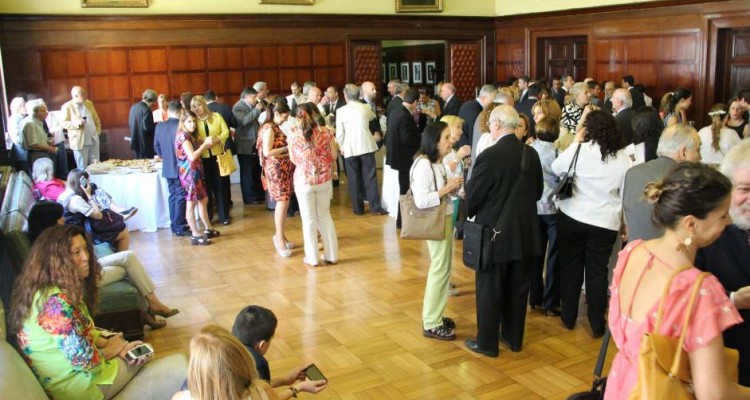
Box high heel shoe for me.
[273,236,292,257]
[148,307,180,318]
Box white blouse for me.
[409,156,454,215]
[551,141,630,231]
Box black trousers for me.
[203,155,230,222]
[475,258,532,352]
[530,213,560,310]
[237,153,265,204]
[344,152,382,214]
[166,178,189,234]
[396,167,410,229]
[557,212,617,333]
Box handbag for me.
[399,157,447,241]
[217,144,237,177]
[463,146,529,271]
[87,209,126,244]
[566,329,611,399]
[553,143,581,200]
[629,271,739,400]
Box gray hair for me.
[478,84,498,99]
[720,139,750,179]
[10,97,25,115]
[142,89,157,102]
[252,81,267,92]
[398,83,410,95]
[492,92,512,105]
[656,124,699,157]
[343,84,360,101]
[26,99,46,116]
[570,82,588,96]
[613,88,632,108]
[489,104,519,131]
[302,81,316,95]
[32,157,55,183]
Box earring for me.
[683,234,693,247]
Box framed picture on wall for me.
[382,64,386,83]
[388,63,398,81]
[426,61,436,84]
[81,0,148,7]
[412,62,423,84]
[395,0,443,13]
[400,62,410,83]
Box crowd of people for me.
[5,73,750,398]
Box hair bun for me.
[644,182,664,203]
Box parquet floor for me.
[130,174,615,399]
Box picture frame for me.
[258,0,314,4]
[395,0,443,13]
[412,62,423,84]
[425,61,436,84]
[382,64,386,83]
[81,0,148,7]
[388,63,398,81]
[400,62,410,83]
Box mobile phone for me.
[304,363,327,382]
[80,177,88,187]
[125,343,154,363]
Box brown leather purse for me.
[629,271,739,399]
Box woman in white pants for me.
[288,110,338,266]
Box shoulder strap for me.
[566,143,581,176]
[669,272,710,377]
[593,328,611,379]
[489,145,529,241]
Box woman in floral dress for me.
[175,110,219,245]
[257,101,295,257]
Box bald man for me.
[61,86,102,169]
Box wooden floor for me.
[131,177,614,399]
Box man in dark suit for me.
[517,75,530,103]
[153,100,190,236]
[612,88,634,145]
[457,84,497,148]
[386,88,422,229]
[601,81,616,113]
[696,140,750,386]
[386,83,407,118]
[324,86,346,116]
[128,88,157,158]
[205,90,235,206]
[439,83,460,116]
[232,87,265,204]
[554,75,573,109]
[622,75,645,110]
[464,105,543,357]
[514,84,540,134]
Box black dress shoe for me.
[562,319,575,330]
[542,307,562,317]
[500,336,521,352]
[464,339,498,358]
[371,209,388,215]
[174,230,192,237]
[222,219,230,225]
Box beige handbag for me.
[629,271,739,399]
[217,145,237,177]
[399,157,446,241]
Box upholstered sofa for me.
[0,170,144,340]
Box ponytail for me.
[708,103,727,152]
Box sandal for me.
[148,307,180,318]
[423,324,456,341]
[191,235,211,246]
[204,229,221,239]
[272,236,291,257]
[442,317,456,330]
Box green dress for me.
[17,286,118,400]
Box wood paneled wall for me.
[0,15,494,159]
[496,0,750,128]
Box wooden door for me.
[716,28,750,103]
[447,40,482,102]
[536,36,587,81]
[349,40,382,87]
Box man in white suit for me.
[336,83,387,215]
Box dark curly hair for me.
[9,225,102,334]
[644,162,732,230]
[584,109,625,161]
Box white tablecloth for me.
[90,171,170,233]
[381,156,400,219]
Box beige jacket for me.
[61,99,101,150]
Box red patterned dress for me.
[257,122,294,201]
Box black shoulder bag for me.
[552,143,581,200]
[566,328,611,399]
[463,146,529,271]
